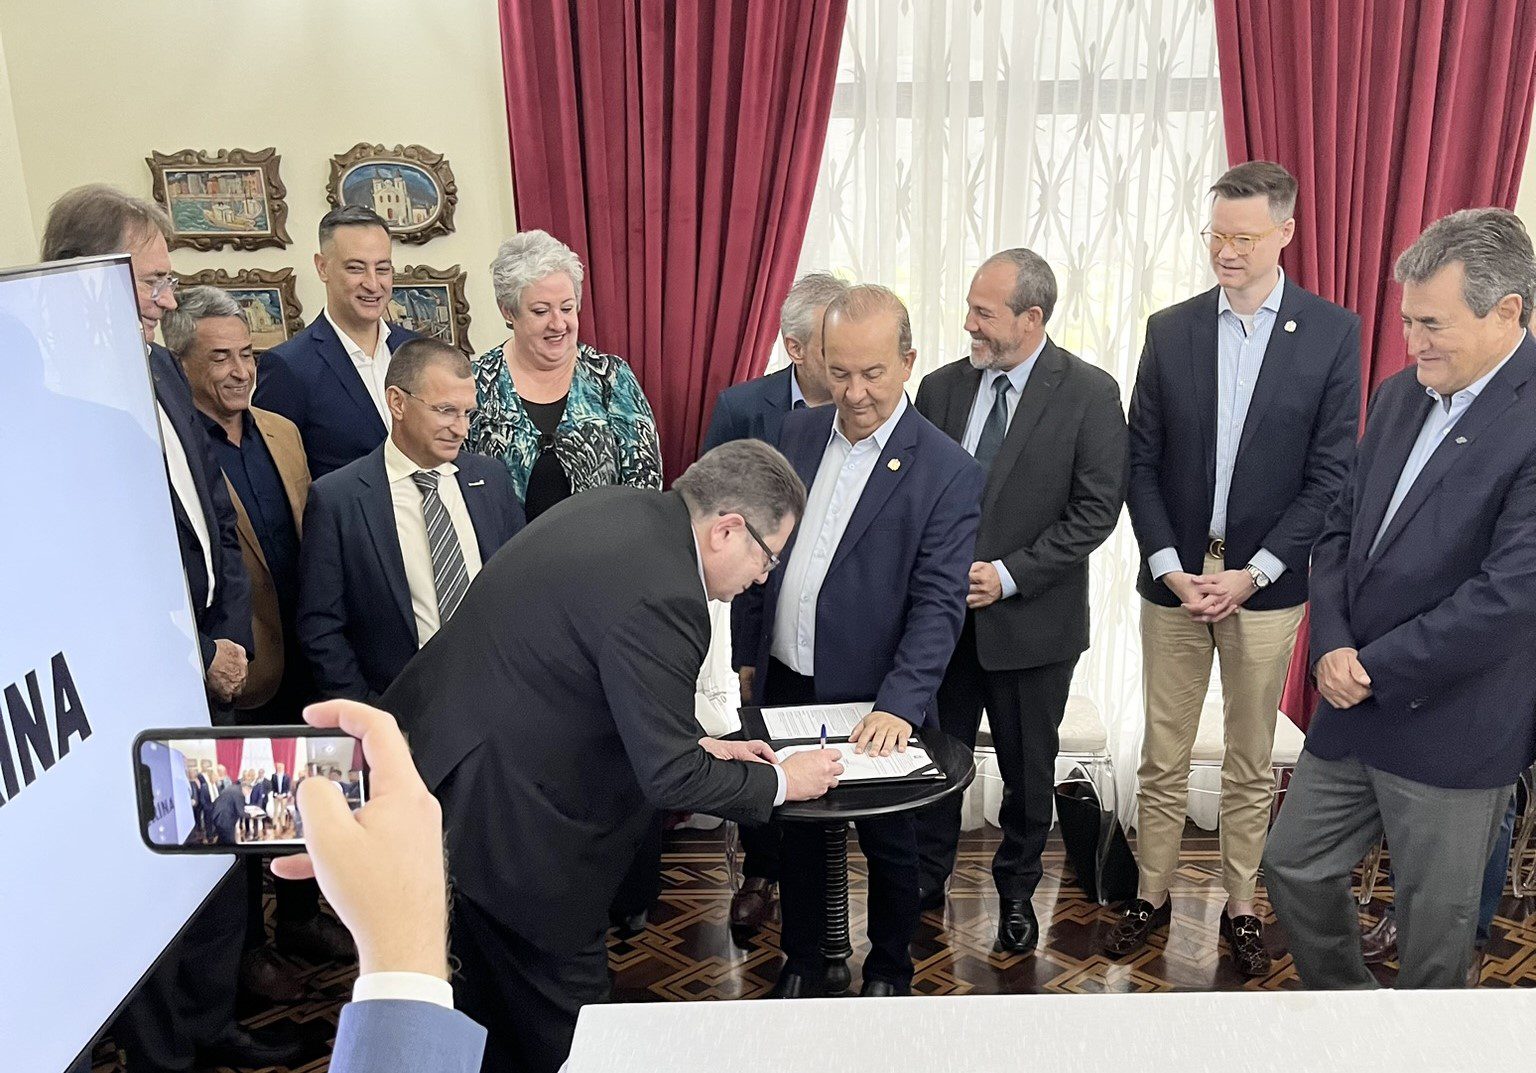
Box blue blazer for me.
[297,445,525,702]
[252,314,418,479]
[149,344,255,673]
[702,366,796,451]
[1127,280,1360,610]
[1305,334,1536,789]
[330,998,486,1073]
[734,403,983,728]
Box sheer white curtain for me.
[793,0,1227,824]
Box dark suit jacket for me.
[1305,335,1536,789]
[149,344,255,681]
[915,342,1128,669]
[252,315,418,479]
[269,772,292,795]
[297,445,525,702]
[1126,280,1360,609]
[734,403,983,727]
[384,487,780,955]
[248,781,269,809]
[702,367,796,451]
[208,783,245,844]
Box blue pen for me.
[820,723,827,751]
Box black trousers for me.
[452,896,610,1073]
[767,659,921,986]
[916,615,1078,900]
[608,811,665,923]
[112,867,245,1071]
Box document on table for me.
[760,701,874,740]
[774,742,942,783]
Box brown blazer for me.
[229,407,311,709]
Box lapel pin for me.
[887,458,901,472]
[468,479,486,487]
[1455,436,1468,444]
[1283,320,1297,333]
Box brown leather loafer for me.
[1220,910,1272,977]
[730,877,778,930]
[1103,897,1171,958]
[1360,913,1398,965]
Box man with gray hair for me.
[1265,207,1536,990]
[913,248,1127,951]
[254,206,418,478]
[381,439,843,1071]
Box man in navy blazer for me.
[299,338,524,702]
[735,285,983,997]
[702,272,846,451]
[701,271,847,931]
[1115,162,1360,974]
[253,206,418,479]
[1266,209,1536,990]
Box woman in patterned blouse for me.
[467,230,663,519]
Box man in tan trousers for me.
[1114,161,1360,975]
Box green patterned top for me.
[467,341,663,502]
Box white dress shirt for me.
[157,402,214,608]
[384,438,484,647]
[772,395,908,674]
[689,529,786,804]
[352,971,454,1009]
[958,338,1046,599]
[325,308,395,426]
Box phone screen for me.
[136,729,368,851]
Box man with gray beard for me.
[913,249,1127,951]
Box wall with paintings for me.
[0,0,517,356]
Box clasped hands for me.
[1163,569,1256,624]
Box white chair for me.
[1512,762,1536,898]
[1187,698,1306,821]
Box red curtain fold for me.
[214,739,244,781]
[270,738,297,776]
[499,0,848,480]
[1215,0,1536,729]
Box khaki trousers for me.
[1136,553,1305,902]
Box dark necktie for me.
[793,398,806,410]
[973,377,1012,470]
[410,470,472,624]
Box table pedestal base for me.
[821,821,854,993]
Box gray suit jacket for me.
[330,999,486,1073]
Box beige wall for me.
[0,0,515,351]
[1517,122,1536,236]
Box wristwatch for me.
[1245,564,1271,590]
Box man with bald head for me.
[735,284,984,997]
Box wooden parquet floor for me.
[89,826,1536,1071]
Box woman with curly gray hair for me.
[467,229,662,519]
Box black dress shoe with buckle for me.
[1103,897,1171,957]
[767,971,823,999]
[859,978,909,997]
[1360,913,1398,965]
[1219,909,1271,977]
[730,877,778,930]
[995,898,1038,953]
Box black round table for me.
[739,707,976,994]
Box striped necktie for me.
[410,470,471,624]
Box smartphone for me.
[133,725,369,854]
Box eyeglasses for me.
[728,512,781,572]
[402,390,478,425]
[140,273,179,300]
[1200,225,1281,256]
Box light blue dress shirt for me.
[958,338,1045,599]
[1149,270,1289,584]
[1369,339,1522,555]
[772,395,908,673]
[789,367,807,408]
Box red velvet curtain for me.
[1215,0,1536,728]
[270,738,297,776]
[499,0,848,479]
[214,739,244,781]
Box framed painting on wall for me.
[147,148,291,252]
[180,267,304,353]
[391,265,472,355]
[327,143,457,245]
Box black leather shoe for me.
[917,880,948,912]
[730,877,777,930]
[198,1025,306,1069]
[859,978,910,996]
[1103,897,1171,958]
[767,971,823,999]
[239,947,305,1004]
[1360,913,1398,965]
[609,911,648,938]
[275,912,356,963]
[1219,909,1272,977]
[995,898,1039,953]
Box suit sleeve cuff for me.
[1248,549,1288,583]
[1148,547,1182,580]
[352,972,454,1009]
[991,560,1018,600]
